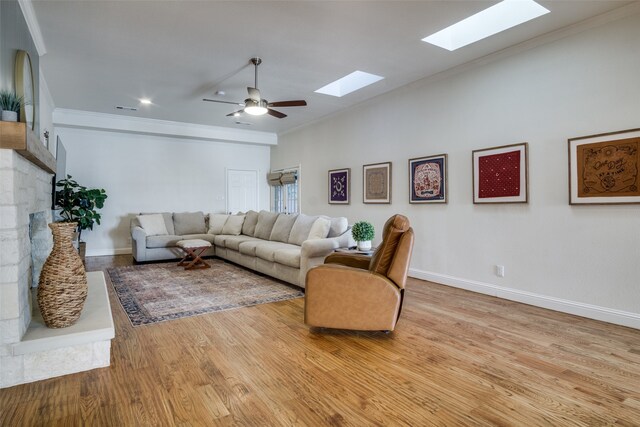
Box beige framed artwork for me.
[363,162,391,204]
[568,128,640,205]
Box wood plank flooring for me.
[1,255,640,426]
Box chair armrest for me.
[324,253,370,270]
[301,237,341,258]
[305,264,401,330]
[131,225,147,243]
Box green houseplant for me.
[351,221,375,251]
[0,90,22,122]
[55,175,108,243]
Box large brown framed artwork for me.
[568,128,640,205]
[363,162,391,204]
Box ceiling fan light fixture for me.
[244,99,268,116]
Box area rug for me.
[106,259,304,326]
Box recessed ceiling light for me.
[422,0,550,51]
[139,98,152,105]
[315,71,384,97]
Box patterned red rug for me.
[107,259,304,326]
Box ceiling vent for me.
[115,105,138,111]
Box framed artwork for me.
[568,128,640,205]
[472,143,528,204]
[363,162,391,204]
[328,168,350,204]
[409,154,447,204]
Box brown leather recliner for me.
[304,214,414,332]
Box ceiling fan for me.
[203,57,307,119]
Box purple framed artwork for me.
[328,168,350,204]
[409,154,447,204]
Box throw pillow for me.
[173,211,206,235]
[254,210,280,240]
[242,210,259,236]
[308,217,331,240]
[208,214,230,234]
[288,214,318,246]
[320,215,348,237]
[137,214,169,236]
[269,214,298,243]
[222,215,245,235]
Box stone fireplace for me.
[0,148,114,389]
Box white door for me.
[226,169,259,214]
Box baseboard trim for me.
[408,268,640,330]
[86,248,132,257]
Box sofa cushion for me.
[147,235,182,248]
[256,242,297,262]
[222,215,245,236]
[254,211,279,240]
[221,235,260,251]
[308,217,331,240]
[213,235,227,248]
[274,247,301,268]
[288,214,318,246]
[238,240,283,257]
[137,214,169,236]
[242,210,259,237]
[174,212,206,235]
[270,214,298,243]
[182,234,215,244]
[208,214,230,234]
[320,216,348,237]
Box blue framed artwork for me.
[409,154,447,203]
[328,168,350,204]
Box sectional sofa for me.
[131,210,353,288]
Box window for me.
[269,167,299,214]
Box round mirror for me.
[15,50,35,131]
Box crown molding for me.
[52,108,278,146]
[18,0,47,56]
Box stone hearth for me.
[0,148,114,388]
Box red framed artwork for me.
[472,143,528,204]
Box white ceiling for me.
[33,1,631,134]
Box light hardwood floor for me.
[1,255,640,426]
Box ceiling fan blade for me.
[226,110,245,117]
[267,108,287,119]
[268,100,307,107]
[203,98,243,106]
[247,87,261,101]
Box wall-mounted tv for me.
[51,136,67,209]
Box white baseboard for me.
[86,247,132,257]
[409,268,640,330]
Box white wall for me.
[39,67,55,152]
[57,126,271,256]
[272,13,640,326]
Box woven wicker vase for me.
[38,222,88,328]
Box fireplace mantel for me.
[0,122,56,174]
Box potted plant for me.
[0,90,22,122]
[54,175,108,260]
[352,221,375,251]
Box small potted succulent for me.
[351,221,375,251]
[0,90,22,122]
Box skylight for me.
[422,0,550,51]
[315,71,384,97]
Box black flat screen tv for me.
[51,137,67,209]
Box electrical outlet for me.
[495,265,505,277]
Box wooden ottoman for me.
[176,239,212,270]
